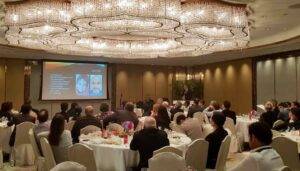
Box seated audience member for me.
[205,111,228,169]
[71,106,82,121]
[177,114,204,140]
[0,102,13,121]
[130,117,170,171]
[156,98,163,105]
[56,102,69,122]
[67,103,78,119]
[162,101,171,114]
[203,100,222,118]
[187,98,205,118]
[7,101,18,114]
[71,106,101,143]
[142,98,154,116]
[24,100,39,117]
[150,103,160,118]
[230,122,284,171]
[45,114,72,164]
[222,100,237,124]
[291,101,300,109]
[34,109,50,136]
[8,104,36,146]
[259,101,277,128]
[170,101,184,120]
[97,102,110,120]
[155,105,171,130]
[103,102,139,130]
[270,99,280,117]
[273,107,300,131]
[277,102,289,122]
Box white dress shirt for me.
[230,146,284,171]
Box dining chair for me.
[224,117,239,153]
[68,143,97,171]
[185,139,208,171]
[40,137,56,171]
[153,146,183,157]
[194,112,209,124]
[279,166,291,171]
[273,120,285,128]
[271,136,300,171]
[148,152,186,171]
[29,128,45,171]
[50,161,86,171]
[80,125,101,135]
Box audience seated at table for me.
[7,104,36,146]
[205,111,228,169]
[222,100,237,124]
[273,107,300,132]
[170,101,184,120]
[34,109,50,136]
[71,105,82,121]
[259,101,278,128]
[41,114,72,164]
[71,106,102,143]
[67,103,79,119]
[154,105,171,130]
[97,102,111,121]
[130,116,169,171]
[176,114,204,140]
[291,101,300,109]
[203,100,222,119]
[56,102,69,122]
[103,102,139,130]
[0,101,13,121]
[230,122,284,171]
[187,98,205,118]
[277,102,290,122]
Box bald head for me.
[144,116,157,129]
[85,106,94,116]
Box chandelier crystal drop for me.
[4,0,250,59]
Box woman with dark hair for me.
[0,102,12,121]
[98,102,110,120]
[155,105,171,130]
[47,114,72,163]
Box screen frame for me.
[40,60,109,101]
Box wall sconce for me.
[24,65,31,75]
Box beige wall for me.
[199,59,253,114]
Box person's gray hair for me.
[144,116,157,128]
[85,105,94,116]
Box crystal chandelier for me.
[0,0,4,27]
[4,0,249,59]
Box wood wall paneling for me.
[0,59,5,105]
[297,57,300,101]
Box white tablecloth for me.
[281,132,300,152]
[236,116,258,142]
[80,132,191,171]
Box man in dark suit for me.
[103,102,139,129]
[170,101,184,120]
[130,116,169,171]
[222,100,237,124]
[56,102,69,122]
[71,106,101,143]
[260,101,277,128]
[187,99,205,118]
[8,104,36,146]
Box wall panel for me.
[0,59,5,105]
[297,57,300,101]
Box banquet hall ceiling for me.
[0,0,299,66]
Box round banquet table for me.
[281,131,300,152]
[236,116,258,142]
[80,131,192,171]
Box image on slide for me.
[75,74,89,96]
[89,75,103,96]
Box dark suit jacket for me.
[8,114,36,146]
[0,111,13,121]
[103,110,139,129]
[222,109,237,124]
[205,128,228,169]
[71,115,101,143]
[130,128,170,169]
[187,105,204,118]
[56,111,69,122]
[259,111,277,128]
[170,108,184,120]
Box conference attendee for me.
[155,105,171,130]
[24,100,39,116]
[156,98,163,105]
[170,101,184,120]
[46,114,72,163]
[230,122,284,171]
[0,102,13,121]
[187,98,205,118]
[97,102,110,120]
[130,117,170,171]
[277,102,289,122]
[273,107,300,131]
[56,103,69,122]
[67,103,78,119]
[291,101,300,109]
[176,114,204,140]
[71,106,101,143]
[103,102,139,130]
[222,100,237,124]
[150,103,160,118]
[205,111,228,169]
[259,101,277,128]
[142,98,154,116]
[71,106,82,121]
[162,101,171,117]
[270,99,280,118]
[203,100,222,118]
[34,109,50,136]
[7,104,36,146]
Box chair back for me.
[40,137,56,171]
[273,120,285,128]
[279,166,291,171]
[224,117,236,135]
[153,146,183,157]
[173,112,184,122]
[185,139,208,171]
[28,128,41,158]
[15,122,35,147]
[148,152,186,171]
[80,125,101,135]
[215,136,231,171]
[106,123,124,133]
[50,161,86,171]
[169,122,185,134]
[271,136,300,171]
[68,143,97,171]
[193,112,209,124]
[65,120,76,131]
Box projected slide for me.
[42,61,107,100]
